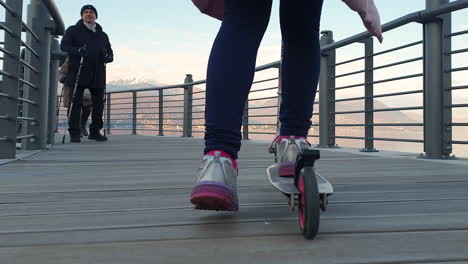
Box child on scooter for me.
[190,0,382,211]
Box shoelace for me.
[268,136,311,154]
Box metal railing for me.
[318,0,468,158]
[0,0,64,159]
[56,70,283,140]
[56,0,468,159]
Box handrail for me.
[322,0,468,52]
[0,0,13,14]
[109,80,206,94]
[40,0,65,35]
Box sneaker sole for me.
[190,182,238,211]
[88,138,107,141]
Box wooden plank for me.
[0,135,467,263]
[1,185,468,217]
[2,198,468,233]
[1,230,468,264]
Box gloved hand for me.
[102,48,113,63]
[78,46,88,57]
[104,54,113,63]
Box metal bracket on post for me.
[361,38,378,152]
[318,31,337,148]
[242,100,249,140]
[132,91,137,135]
[0,0,23,159]
[47,38,60,145]
[183,74,193,137]
[276,64,282,136]
[276,42,283,136]
[158,89,164,136]
[441,6,454,159]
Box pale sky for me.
[48,0,466,84]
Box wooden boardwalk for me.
[1,135,468,264]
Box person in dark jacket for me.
[60,4,113,142]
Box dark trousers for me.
[204,0,324,159]
[68,87,104,136]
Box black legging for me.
[204,0,324,159]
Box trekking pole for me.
[62,55,85,144]
[103,63,107,137]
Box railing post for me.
[132,91,137,135]
[423,0,450,159]
[35,1,52,149]
[183,74,193,137]
[362,38,378,152]
[106,93,111,134]
[159,89,164,136]
[243,100,249,140]
[23,1,51,150]
[319,31,336,148]
[48,38,60,145]
[0,0,23,159]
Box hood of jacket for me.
[75,19,103,33]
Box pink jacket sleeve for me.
[342,0,383,42]
[192,0,224,21]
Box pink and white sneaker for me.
[270,136,311,177]
[190,150,239,211]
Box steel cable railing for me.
[444,23,468,155]
[0,0,65,159]
[60,0,468,159]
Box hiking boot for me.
[190,150,239,211]
[70,134,81,143]
[88,132,107,141]
[270,136,311,177]
[81,127,89,137]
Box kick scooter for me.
[267,145,333,240]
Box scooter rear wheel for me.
[297,166,320,240]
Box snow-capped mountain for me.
[106,78,164,92]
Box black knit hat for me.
[81,5,98,19]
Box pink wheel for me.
[297,166,320,240]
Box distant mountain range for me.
[246,97,418,128]
[106,79,165,92]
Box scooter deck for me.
[266,164,333,195]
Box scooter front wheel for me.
[297,166,320,240]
